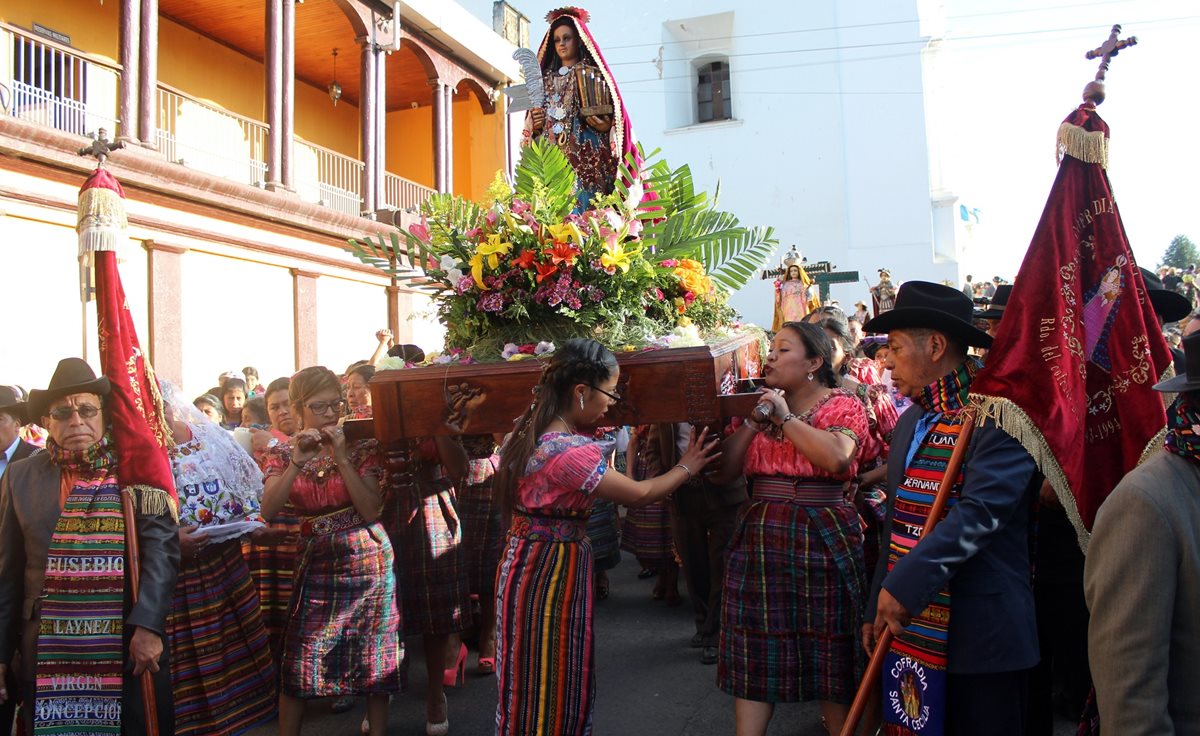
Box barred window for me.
[696,60,731,123]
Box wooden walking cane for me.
[121,490,160,736]
[839,410,978,736]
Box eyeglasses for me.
[49,404,100,421]
[305,399,346,415]
[589,385,622,402]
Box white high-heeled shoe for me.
[425,693,449,736]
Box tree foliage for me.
[1161,234,1199,270]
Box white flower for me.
[501,343,521,360]
[534,341,556,355]
[447,267,463,282]
[376,357,407,371]
[439,255,459,271]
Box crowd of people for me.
[0,278,1194,736]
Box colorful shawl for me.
[35,435,126,734]
[1164,395,1200,463]
[882,359,979,736]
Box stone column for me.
[430,79,446,193]
[359,39,378,214]
[144,240,187,386]
[374,46,387,208]
[291,269,319,369]
[137,0,158,148]
[443,82,454,194]
[264,0,284,189]
[385,284,401,339]
[117,0,140,143]
[280,0,296,189]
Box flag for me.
[969,103,1170,550]
[78,168,179,520]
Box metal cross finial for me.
[1081,25,1137,105]
[77,128,125,168]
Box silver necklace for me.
[555,413,577,434]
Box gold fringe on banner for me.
[1056,122,1109,169]
[126,485,180,524]
[77,187,128,256]
[969,394,1091,553]
[1139,426,1168,466]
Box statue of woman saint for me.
[523,8,639,212]
[772,264,819,331]
[871,268,898,315]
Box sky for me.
[463,0,1200,283]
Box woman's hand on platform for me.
[586,115,613,133]
[129,627,162,676]
[178,524,209,560]
[531,108,546,133]
[678,426,721,477]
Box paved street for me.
[247,558,1079,735]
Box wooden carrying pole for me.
[839,410,978,736]
[121,490,160,736]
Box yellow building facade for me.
[0,0,518,398]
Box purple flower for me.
[478,291,508,313]
[456,276,475,294]
[547,270,573,307]
[587,285,605,302]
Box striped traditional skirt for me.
[495,509,595,736]
[458,458,505,598]
[620,500,675,567]
[718,477,867,704]
[242,505,302,663]
[586,498,621,571]
[390,476,471,636]
[168,540,277,736]
[281,508,404,698]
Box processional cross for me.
[78,128,124,167]
[1082,25,1137,105]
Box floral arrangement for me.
[348,141,775,361]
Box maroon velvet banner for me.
[970,104,1170,547]
[94,230,178,511]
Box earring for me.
[807,372,814,382]
[579,394,585,410]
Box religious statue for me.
[870,268,898,315]
[771,252,820,331]
[522,8,638,211]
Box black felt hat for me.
[980,284,1013,321]
[0,386,28,426]
[863,280,993,348]
[28,358,111,420]
[1140,267,1191,323]
[1155,332,1200,393]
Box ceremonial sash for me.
[35,440,126,735]
[881,360,977,736]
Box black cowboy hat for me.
[1140,267,1190,323]
[1156,331,1200,393]
[980,284,1013,321]
[29,358,111,420]
[863,280,993,348]
[386,343,426,364]
[0,386,28,426]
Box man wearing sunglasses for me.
[0,358,179,734]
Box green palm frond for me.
[703,226,778,292]
[513,139,577,219]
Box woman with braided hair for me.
[493,338,721,735]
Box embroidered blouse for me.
[742,390,869,481]
[171,421,265,527]
[512,432,610,513]
[261,439,385,516]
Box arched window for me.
[696,59,731,123]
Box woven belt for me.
[509,509,588,543]
[751,477,846,506]
[300,506,366,537]
[465,457,496,486]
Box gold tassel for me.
[969,394,1092,553]
[1056,122,1108,169]
[77,187,128,256]
[126,485,180,524]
